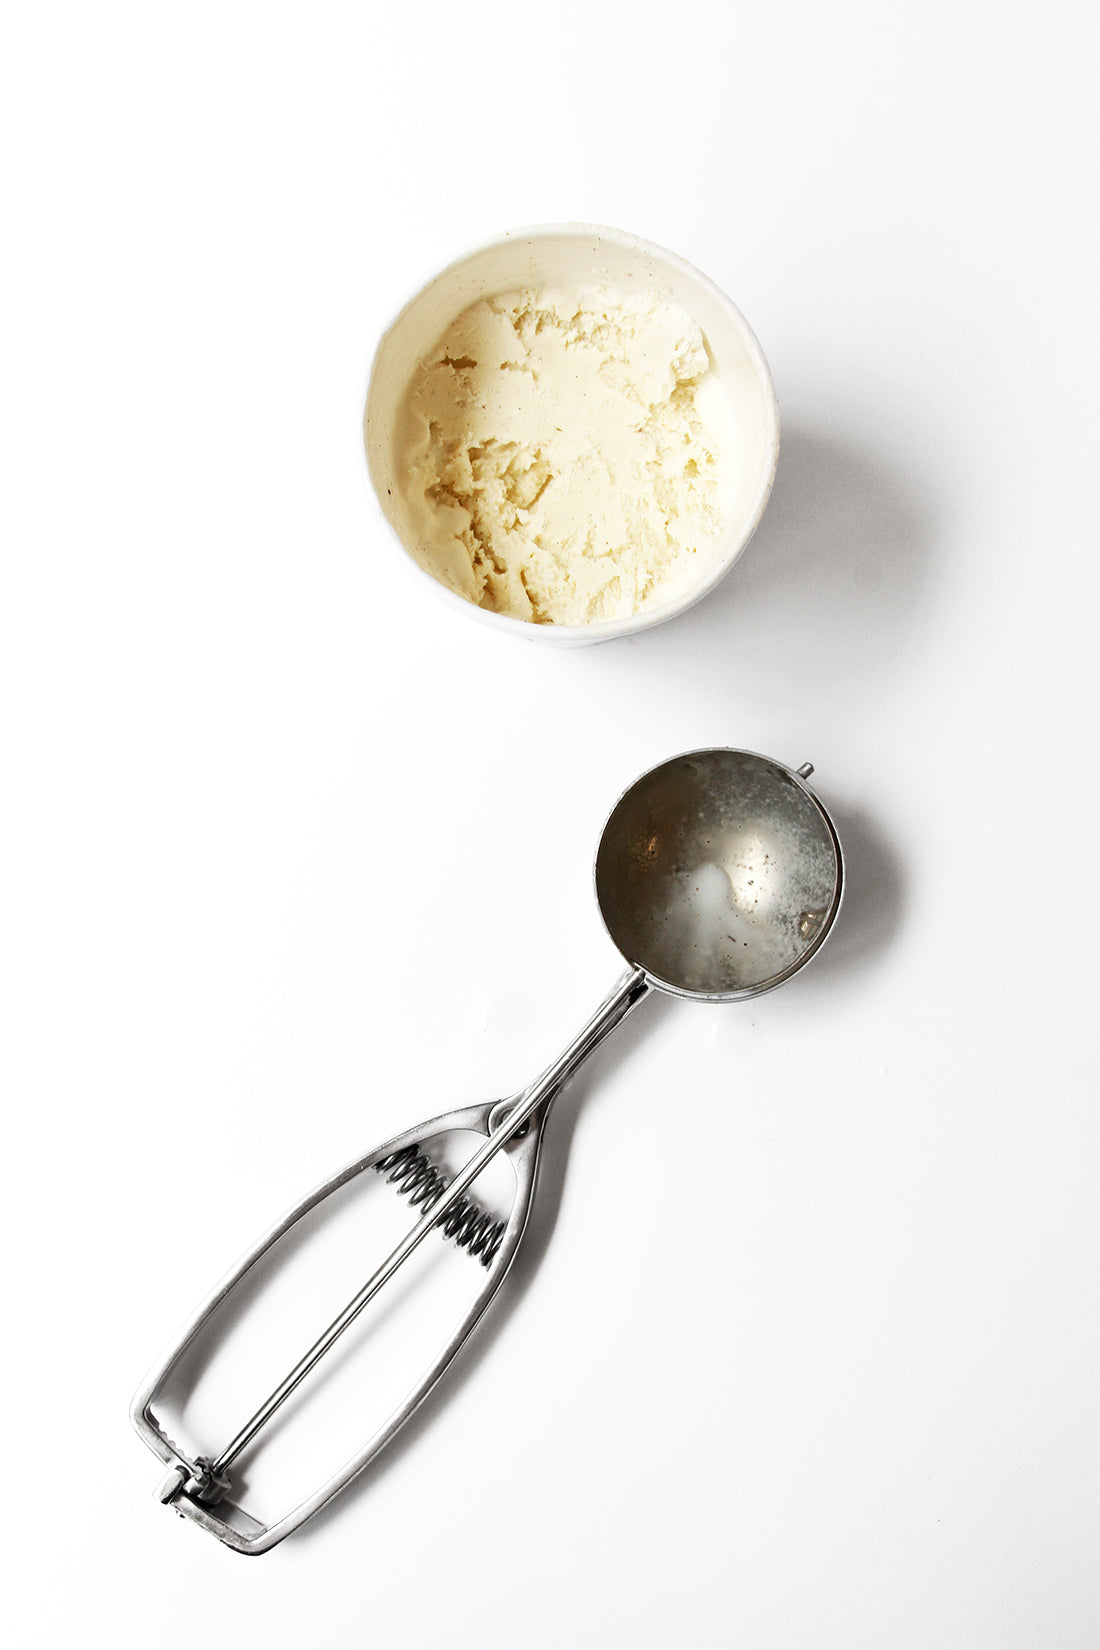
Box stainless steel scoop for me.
[132,748,843,1552]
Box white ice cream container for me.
[363,224,780,645]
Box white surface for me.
[2,2,1098,1644]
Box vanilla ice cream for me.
[395,287,732,625]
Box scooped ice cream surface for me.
[397,288,731,625]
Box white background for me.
[3,2,1098,1644]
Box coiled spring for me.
[375,1145,506,1268]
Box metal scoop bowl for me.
[132,748,843,1551]
[596,747,843,1000]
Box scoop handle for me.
[132,967,651,1551]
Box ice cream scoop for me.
[132,749,842,1551]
